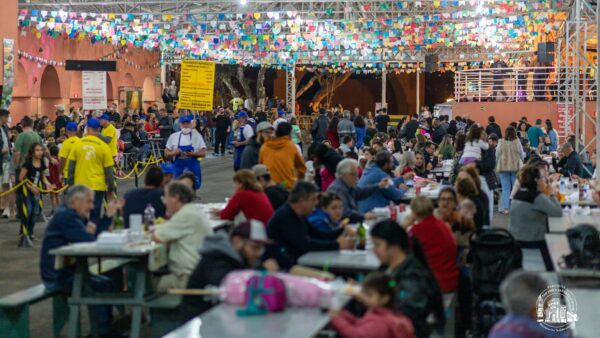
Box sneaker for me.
[212,153,218,156]
[29,234,36,241]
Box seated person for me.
[358,151,411,213]
[327,158,389,223]
[552,142,583,177]
[307,192,344,232]
[266,182,355,269]
[339,135,357,155]
[152,182,213,292]
[40,185,124,338]
[370,220,444,338]
[160,163,176,186]
[176,172,197,191]
[406,197,459,293]
[119,122,142,160]
[123,166,166,227]
[218,169,274,226]
[489,271,572,338]
[180,222,275,321]
[330,272,415,338]
[413,151,431,177]
[423,141,439,169]
[253,164,289,211]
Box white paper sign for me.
[82,71,107,110]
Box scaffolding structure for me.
[556,0,598,155]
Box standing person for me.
[99,114,118,158]
[375,108,391,133]
[158,108,174,147]
[527,119,545,150]
[354,116,367,149]
[460,125,489,165]
[399,114,419,141]
[290,117,303,151]
[67,118,116,224]
[311,108,329,143]
[213,108,231,156]
[337,110,356,145]
[14,116,43,170]
[544,119,558,152]
[431,118,447,145]
[509,166,562,271]
[165,115,207,190]
[0,109,12,218]
[327,117,341,149]
[47,145,62,216]
[58,122,80,185]
[259,123,306,189]
[232,112,254,171]
[54,104,70,139]
[491,55,509,101]
[514,56,528,102]
[240,122,274,170]
[496,126,525,214]
[18,143,54,242]
[485,116,502,139]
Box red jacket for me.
[327,130,340,149]
[330,308,415,338]
[220,189,274,225]
[409,215,459,293]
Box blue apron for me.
[173,132,201,189]
[234,125,247,171]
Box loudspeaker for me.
[537,42,555,63]
[65,60,117,71]
[425,54,439,73]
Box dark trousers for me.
[492,78,508,100]
[519,240,554,271]
[91,191,105,225]
[214,131,228,155]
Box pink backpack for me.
[243,274,286,312]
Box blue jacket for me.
[355,127,366,149]
[307,208,337,232]
[357,165,405,213]
[40,205,112,289]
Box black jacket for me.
[311,114,329,143]
[554,151,583,177]
[476,146,497,189]
[214,114,231,132]
[55,115,70,138]
[432,125,446,145]
[400,119,419,140]
[239,137,261,170]
[180,232,246,322]
[485,123,502,139]
[264,185,289,211]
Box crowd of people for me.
[3,98,592,338]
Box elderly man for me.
[358,151,411,213]
[553,143,583,177]
[327,158,389,222]
[40,185,123,338]
[54,104,70,138]
[337,110,356,144]
[151,182,213,292]
[489,271,572,338]
[240,120,271,170]
[266,182,355,269]
[165,115,207,190]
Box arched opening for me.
[106,73,115,101]
[10,62,31,121]
[142,76,155,103]
[69,72,82,109]
[123,73,135,88]
[40,66,62,117]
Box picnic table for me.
[50,241,167,338]
[163,303,337,338]
[545,233,570,272]
[548,211,600,233]
[568,288,600,338]
[197,203,229,230]
[297,250,380,274]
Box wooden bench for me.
[146,294,183,338]
[0,258,132,338]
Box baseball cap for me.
[237,111,248,119]
[99,113,110,120]
[256,121,274,133]
[65,122,78,131]
[277,110,285,117]
[252,164,269,178]
[87,118,101,129]
[180,115,193,124]
[231,220,271,243]
[55,104,65,112]
[160,163,176,176]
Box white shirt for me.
[273,118,287,129]
[166,129,207,151]
[241,124,254,140]
[461,139,489,160]
[244,98,251,110]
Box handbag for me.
[559,224,600,269]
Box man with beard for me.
[357,151,413,213]
[239,122,274,170]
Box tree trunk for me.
[296,73,323,99]
[256,66,267,109]
[310,72,351,112]
[222,75,240,98]
[236,65,254,110]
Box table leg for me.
[66,258,84,338]
[129,260,147,338]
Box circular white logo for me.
[536,284,578,332]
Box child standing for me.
[47,145,62,216]
[330,272,415,338]
[19,143,54,240]
[460,125,489,165]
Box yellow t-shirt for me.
[58,136,80,178]
[68,135,114,191]
[101,123,118,157]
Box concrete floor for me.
[0,154,540,337]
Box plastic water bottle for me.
[143,204,155,232]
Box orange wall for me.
[0,0,18,86]
[11,28,161,121]
[452,101,598,150]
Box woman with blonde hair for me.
[219,169,274,225]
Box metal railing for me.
[454,67,598,103]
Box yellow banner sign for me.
[178,60,215,111]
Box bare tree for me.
[237,65,254,110]
[309,72,352,111]
[256,66,267,109]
